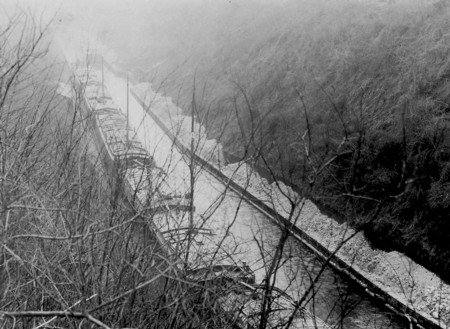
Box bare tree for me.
[0,6,441,329]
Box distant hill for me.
[104,0,450,282]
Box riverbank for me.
[134,82,450,328]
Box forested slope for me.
[105,0,450,282]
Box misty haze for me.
[0,0,449,328]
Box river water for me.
[101,67,407,329]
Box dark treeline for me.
[105,0,450,282]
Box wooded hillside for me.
[105,0,450,282]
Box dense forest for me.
[104,0,450,282]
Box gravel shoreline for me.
[134,83,450,328]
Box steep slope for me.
[103,0,450,284]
